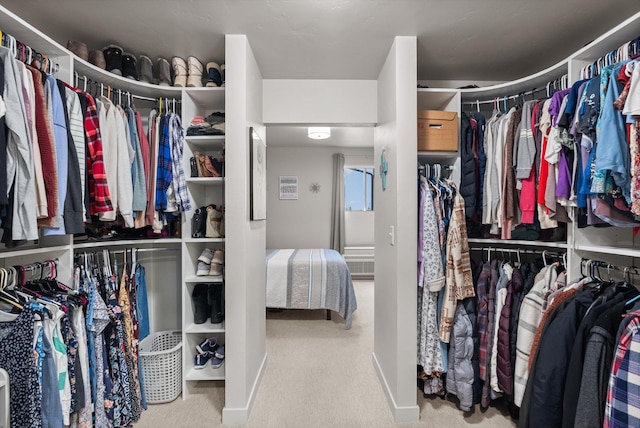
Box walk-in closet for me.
[1,2,640,427]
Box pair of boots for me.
[171,56,205,87]
[192,283,224,324]
[102,45,138,80]
[138,56,174,86]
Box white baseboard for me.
[371,352,420,422]
[222,353,268,425]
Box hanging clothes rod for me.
[461,74,569,108]
[0,28,59,74]
[580,36,640,79]
[72,71,182,103]
[104,247,181,255]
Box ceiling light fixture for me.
[308,127,331,140]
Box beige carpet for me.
[136,281,516,427]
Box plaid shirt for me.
[82,94,113,214]
[155,115,172,211]
[605,310,640,428]
[170,114,191,212]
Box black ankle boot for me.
[103,45,123,75]
[122,53,138,80]
[192,283,211,324]
[209,283,224,324]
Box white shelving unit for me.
[181,87,228,395]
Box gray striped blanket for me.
[266,249,357,329]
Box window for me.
[345,167,374,211]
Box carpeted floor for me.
[135,281,516,427]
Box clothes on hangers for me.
[0,254,152,427]
[0,44,191,245]
[417,169,474,397]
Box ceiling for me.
[3,0,639,147]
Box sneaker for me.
[196,261,211,276]
[195,352,212,369]
[212,249,224,265]
[210,352,225,369]
[196,337,218,355]
[198,248,215,264]
[214,344,225,360]
[209,262,223,277]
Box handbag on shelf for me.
[191,206,207,238]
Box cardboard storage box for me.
[417,110,458,151]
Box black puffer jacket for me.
[459,113,476,218]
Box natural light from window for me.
[345,167,374,211]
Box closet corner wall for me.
[0,5,267,425]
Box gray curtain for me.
[330,153,345,253]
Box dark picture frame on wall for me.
[250,127,267,220]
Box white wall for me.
[372,36,419,422]
[223,34,267,425]
[266,146,374,249]
[263,79,377,125]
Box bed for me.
[266,249,357,329]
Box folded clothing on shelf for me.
[186,111,225,136]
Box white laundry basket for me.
[139,330,182,404]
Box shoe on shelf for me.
[171,56,187,87]
[198,248,215,264]
[67,40,89,61]
[195,352,212,369]
[210,345,225,369]
[209,262,223,277]
[122,53,138,80]
[212,249,224,265]
[187,56,204,87]
[221,64,225,86]
[206,205,223,238]
[209,283,224,323]
[214,344,225,360]
[157,57,172,86]
[139,55,153,84]
[196,261,211,276]
[191,283,210,324]
[89,50,106,69]
[205,62,222,87]
[196,336,218,355]
[103,44,123,75]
